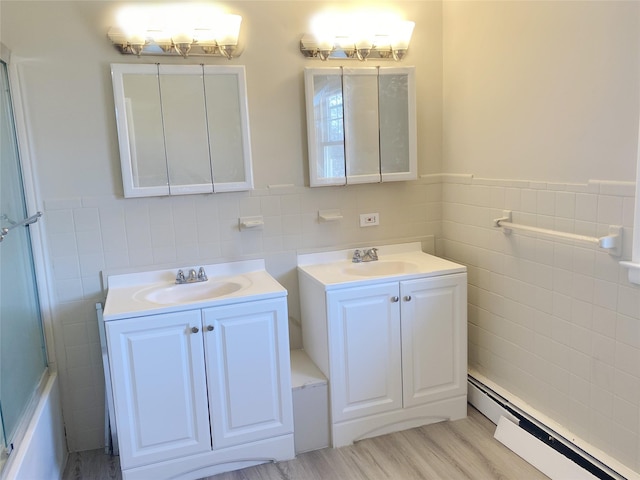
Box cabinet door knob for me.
[191,326,199,333]
[391,296,399,303]
[206,325,214,331]
[404,295,412,302]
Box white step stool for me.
[290,349,329,454]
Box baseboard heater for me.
[468,375,629,480]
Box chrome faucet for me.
[362,248,379,262]
[352,248,378,263]
[175,267,208,284]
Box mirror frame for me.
[111,63,253,198]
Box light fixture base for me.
[107,26,243,59]
[300,34,410,61]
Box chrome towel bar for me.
[493,210,622,257]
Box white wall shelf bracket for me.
[318,210,343,222]
[494,210,623,257]
[238,216,264,230]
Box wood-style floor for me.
[62,406,549,480]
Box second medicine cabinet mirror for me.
[304,66,417,187]
[111,64,253,198]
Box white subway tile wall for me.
[44,175,638,473]
[441,176,639,472]
[44,181,441,452]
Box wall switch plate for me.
[359,213,379,227]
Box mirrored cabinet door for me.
[114,64,169,197]
[379,67,416,182]
[343,68,381,184]
[303,68,346,187]
[203,66,253,192]
[159,65,213,195]
[111,64,254,198]
[304,66,417,188]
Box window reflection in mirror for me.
[309,72,346,184]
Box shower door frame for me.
[0,43,56,458]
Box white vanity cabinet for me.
[298,245,467,448]
[105,292,293,480]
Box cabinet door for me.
[203,298,293,449]
[203,65,254,192]
[158,65,213,195]
[379,67,417,182]
[400,274,467,408]
[111,63,169,197]
[106,310,210,469]
[327,282,402,422]
[303,67,346,187]
[343,67,381,184]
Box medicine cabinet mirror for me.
[304,66,416,187]
[111,64,253,198]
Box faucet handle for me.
[198,267,208,281]
[352,249,362,263]
[176,269,186,284]
[370,247,378,260]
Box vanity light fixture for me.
[300,12,415,61]
[107,5,243,59]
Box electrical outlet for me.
[359,213,379,227]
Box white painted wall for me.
[443,0,639,183]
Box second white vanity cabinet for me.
[103,262,294,480]
[298,244,467,447]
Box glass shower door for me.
[0,57,47,459]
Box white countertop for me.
[297,242,466,290]
[103,259,287,321]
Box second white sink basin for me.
[342,261,419,277]
[134,279,250,305]
[297,242,467,288]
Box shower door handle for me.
[0,211,42,242]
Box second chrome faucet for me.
[175,266,208,284]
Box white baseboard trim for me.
[494,415,598,480]
[468,374,638,480]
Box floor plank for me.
[62,406,549,480]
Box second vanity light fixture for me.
[300,11,415,61]
[107,4,242,59]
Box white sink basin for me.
[103,260,288,321]
[134,280,248,305]
[342,261,419,277]
[297,243,467,287]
